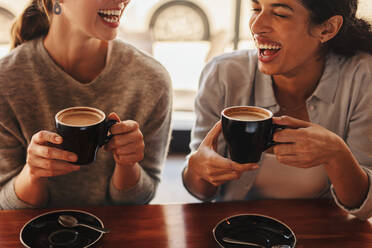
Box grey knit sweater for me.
[0,38,172,209]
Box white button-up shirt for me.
[185,49,372,220]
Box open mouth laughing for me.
[255,39,282,63]
[98,9,122,24]
[97,2,128,27]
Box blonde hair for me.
[11,0,53,49]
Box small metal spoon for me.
[222,237,266,247]
[58,215,110,233]
[222,237,291,248]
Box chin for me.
[258,63,277,76]
[98,33,117,41]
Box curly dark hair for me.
[300,0,372,56]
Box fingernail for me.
[55,136,62,143]
[69,155,77,161]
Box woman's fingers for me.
[203,151,258,171]
[105,130,143,150]
[32,130,63,145]
[113,141,145,155]
[273,143,297,156]
[26,130,81,179]
[29,167,79,178]
[273,115,311,128]
[207,172,243,186]
[27,154,80,177]
[110,120,139,135]
[103,118,145,167]
[200,121,222,149]
[195,152,258,185]
[233,163,260,172]
[28,143,77,162]
[107,112,121,123]
[207,163,258,176]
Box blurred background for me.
[0,0,371,203]
[1,0,371,134]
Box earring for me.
[53,0,62,15]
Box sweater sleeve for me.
[0,123,34,209]
[108,74,173,204]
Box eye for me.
[274,13,287,18]
[252,8,261,12]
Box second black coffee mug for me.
[55,106,117,165]
[221,106,283,163]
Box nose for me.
[249,11,272,35]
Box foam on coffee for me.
[224,107,271,121]
[227,111,268,121]
[58,110,103,126]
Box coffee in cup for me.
[221,106,283,163]
[55,106,117,165]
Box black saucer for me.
[20,210,105,248]
[213,214,296,248]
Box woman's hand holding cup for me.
[104,113,145,167]
[188,121,259,187]
[272,115,347,168]
[26,130,79,181]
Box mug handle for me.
[100,119,118,146]
[266,124,287,149]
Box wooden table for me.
[1,199,372,247]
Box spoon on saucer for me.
[222,237,291,248]
[58,215,110,233]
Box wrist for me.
[326,137,352,168]
[112,162,141,190]
[14,165,49,207]
[21,164,48,185]
[188,152,200,173]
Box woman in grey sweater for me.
[183,0,372,220]
[0,0,172,209]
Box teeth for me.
[257,43,281,50]
[98,9,121,16]
[102,16,119,23]
[254,40,281,50]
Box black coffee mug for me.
[55,106,117,165]
[221,106,284,163]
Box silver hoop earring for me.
[53,0,62,15]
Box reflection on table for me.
[1,199,372,248]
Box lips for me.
[97,1,129,27]
[254,37,282,63]
[98,9,122,24]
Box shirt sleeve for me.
[331,58,372,220]
[182,59,227,201]
[108,74,173,204]
[331,168,372,220]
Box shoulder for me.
[200,49,258,83]
[205,49,258,72]
[0,40,39,94]
[0,40,38,72]
[110,39,171,90]
[334,52,372,77]
[199,49,258,89]
[329,52,372,105]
